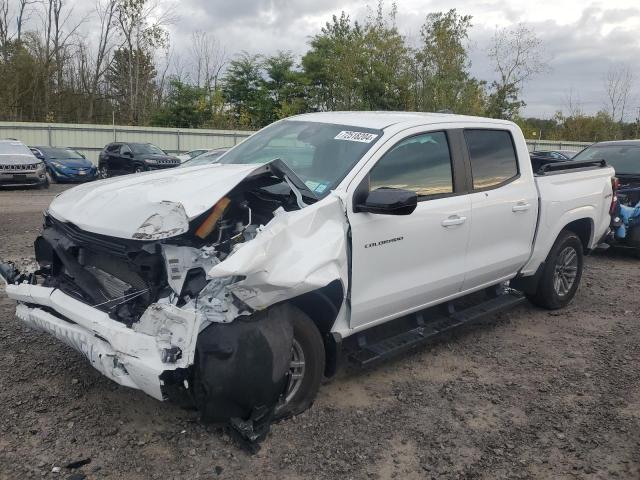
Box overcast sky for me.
[31,0,640,119]
[163,0,640,119]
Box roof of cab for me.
[288,111,514,130]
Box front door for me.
[348,130,471,330]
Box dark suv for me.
[98,142,180,177]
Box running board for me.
[349,292,525,367]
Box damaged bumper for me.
[5,282,199,400]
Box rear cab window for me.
[464,129,519,190]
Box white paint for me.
[47,162,267,239]
[2,112,615,400]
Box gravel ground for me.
[0,185,639,480]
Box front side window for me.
[369,132,454,197]
[132,143,165,155]
[120,144,132,155]
[465,129,518,189]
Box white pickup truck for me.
[0,112,615,443]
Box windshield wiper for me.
[266,158,319,203]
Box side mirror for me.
[355,187,417,215]
[123,151,133,157]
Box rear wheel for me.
[98,165,109,179]
[274,309,325,420]
[526,230,583,309]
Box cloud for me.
[18,0,640,120]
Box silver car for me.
[0,139,48,188]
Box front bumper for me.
[0,170,47,186]
[4,282,200,400]
[50,167,98,182]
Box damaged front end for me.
[0,161,349,444]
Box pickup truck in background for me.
[572,140,640,257]
[0,112,615,445]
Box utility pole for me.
[636,106,640,139]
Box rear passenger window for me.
[465,130,518,189]
[369,132,453,197]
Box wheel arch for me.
[561,217,593,252]
[288,279,344,377]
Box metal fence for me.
[0,120,594,165]
[524,139,591,153]
[0,121,253,164]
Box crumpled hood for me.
[0,154,42,166]
[48,163,266,239]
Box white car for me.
[177,149,209,162]
[0,112,615,443]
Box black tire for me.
[526,230,583,310]
[39,177,49,189]
[274,308,325,420]
[46,169,57,184]
[98,165,109,179]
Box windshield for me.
[40,147,84,159]
[218,120,382,197]
[0,141,33,156]
[132,143,165,155]
[181,150,227,167]
[573,145,640,174]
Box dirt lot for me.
[0,185,639,480]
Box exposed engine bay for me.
[1,161,350,445]
[35,171,301,326]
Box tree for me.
[604,63,634,123]
[302,11,364,111]
[151,78,211,128]
[411,9,485,114]
[106,47,157,123]
[190,31,226,90]
[222,52,264,128]
[486,24,547,119]
[114,0,172,123]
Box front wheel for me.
[526,230,584,309]
[274,309,325,420]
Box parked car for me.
[0,112,615,444]
[177,149,209,162]
[572,140,640,256]
[0,139,48,188]
[30,146,98,183]
[529,150,578,172]
[98,142,180,177]
[531,150,578,160]
[179,148,229,167]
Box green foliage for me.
[106,48,158,124]
[411,9,485,114]
[1,0,638,145]
[151,79,212,128]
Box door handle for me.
[512,202,531,212]
[441,215,467,227]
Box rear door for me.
[461,129,538,291]
[348,129,472,330]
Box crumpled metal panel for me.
[209,193,349,312]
